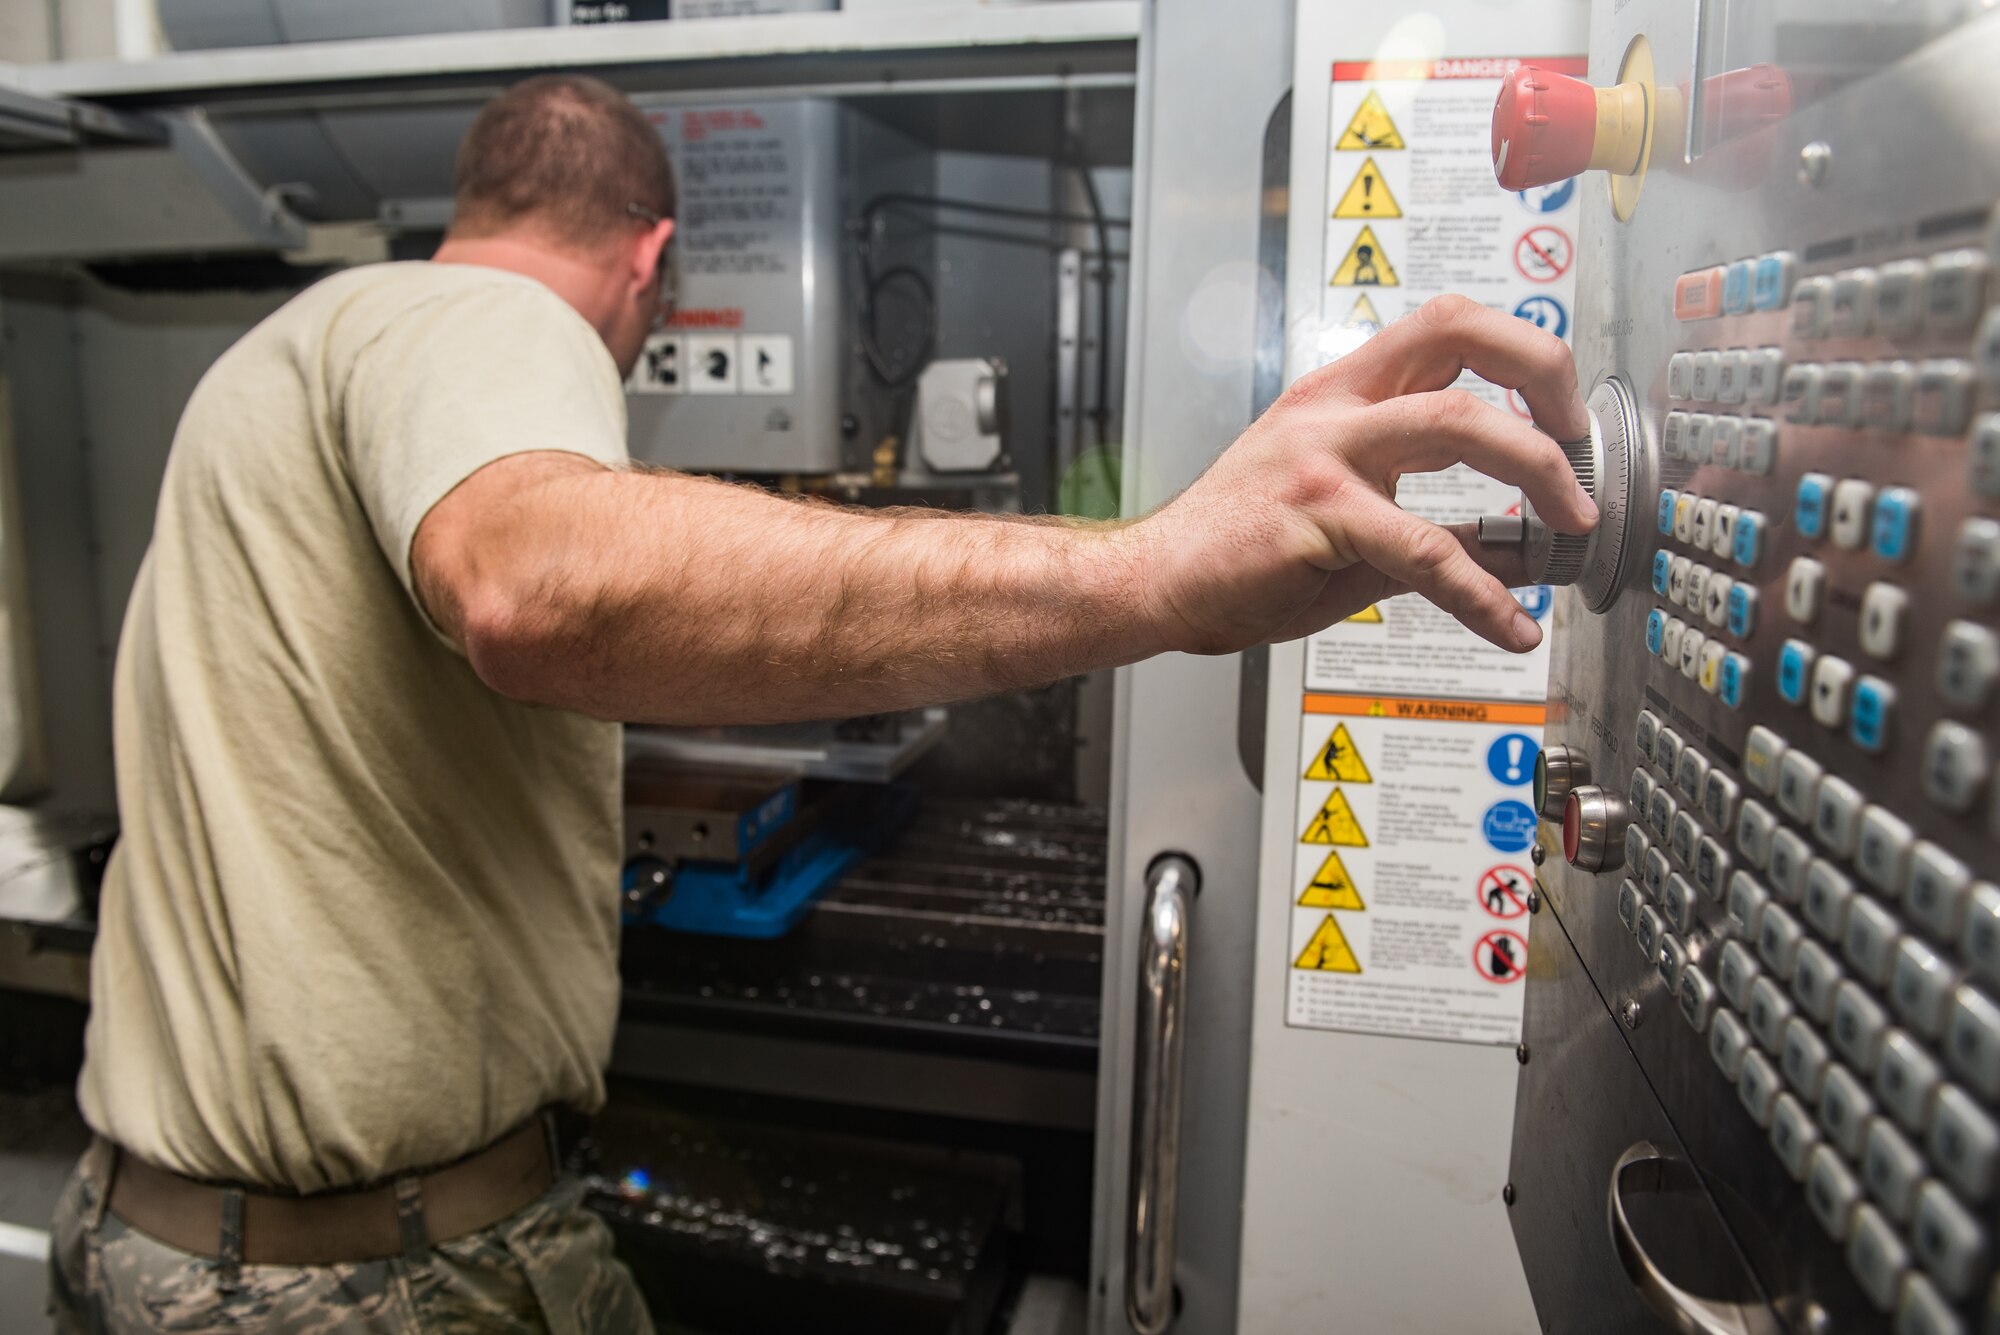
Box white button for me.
[1701,769,1739,830]
[1661,410,1689,458]
[1791,943,1844,1029]
[1973,414,2000,496]
[1916,359,1978,436]
[1691,351,1721,400]
[1711,415,1742,468]
[1669,555,1692,604]
[1740,1049,1782,1125]
[1891,937,1960,1041]
[1877,1029,1943,1133]
[1858,583,1909,659]
[1847,1201,1910,1312]
[1804,858,1857,939]
[1663,870,1696,931]
[1686,562,1712,612]
[1925,248,1990,332]
[1698,640,1726,695]
[1735,799,1776,868]
[1655,728,1684,778]
[1679,627,1705,679]
[1750,974,1797,1049]
[1806,1144,1861,1239]
[1932,1084,2000,1203]
[1727,872,1771,937]
[1832,983,1891,1073]
[1758,907,1805,980]
[1863,1117,1928,1222]
[1810,655,1856,729]
[1716,349,1749,404]
[1648,786,1678,843]
[1861,360,1915,432]
[1745,347,1786,405]
[1703,571,1732,626]
[1896,1274,1965,1335]
[1945,985,2000,1100]
[1668,352,1695,400]
[1811,776,1863,857]
[1954,517,2000,604]
[1711,1006,1751,1078]
[1625,827,1652,879]
[1658,933,1689,991]
[1792,276,1833,337]
[1770,826,1813,902]
[1786,558,1826,623]
[1922,722,1989,814]
[1771,1089,1822,1178]
[1744,727,1786,793]
[1678,966,1718,1031]
[1981,308,2000,389]
[1740,419,1778,473]
[1830,269,1878,337]
[1691,500,1717,550]
[1686,414,1714,464]
[1820,1062,1877,1156]
[1964,882,2000,987]
[1911,1179,1990,1302]
[1783,363,1823,422]
[1831,479,1876,551]
[1693,836,1732,902]
[1674,492,1697,543]
[1843,897,1901,987]
[1875,259,1928,338]
[1855,806,1914,894]
[1907,843,1972,943]
[1618,878,1644,932]
[1820,361,1865,426]
[1635,904,1665,961]
[1711,503,1739,558]
[1673,747,1707,801]
[1939,620,2000,710]
[1776,749,1823,823]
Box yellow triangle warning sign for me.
[1336,90,1405,151]
[1342,293,1383,331]
[1330,226,1398,287]
[1295,914,1362,973]
[1305,723,1373,783]
[1345,601,1384,623]
[1302,788,1369,847]
[1332,156,1401,219]
[1298,850,1366,910]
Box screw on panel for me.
[1526,890,1542,915]
[1530,844,1546,866]
[1515,1043,1530,1066]
[1619,999,1643,1030]
[1798,141,1833,188]
[1502,1183,1516,1206]
[1800,1303,1832,1335]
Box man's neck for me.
[431,234,619,342]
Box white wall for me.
[0,0,158,63]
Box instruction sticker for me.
[1286,53,1580,1048]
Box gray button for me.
[1892,937,1960,1041]
[1694,835,1731,900]
[1908,843,1973,943]
[1711,1006,1752,1079]
[1777,750,1824,824]
[1861,360,1916,431]
[1636,905,1664,962]
[1770,827,1812,903]
[1624,825,1653,878]
[1916,359,1979,436]
[1896,1273,1967,1335]
[1679,966,1718,1033]
[1692,351,1722,401]
[1955,517,2000,604]
[1831,269,1878,337]
[1783,1015,1834,1099]
[1773,1090,1822,1179]
[1786,558,1826,624]
[1945,986,2000,1101]
[1719,937,1762,1009]
[1783,363,1824,422]
[1686,417,1715,467]
[1702,769,1740,831]
[1745,726,1786,793]
[1643,845,1670,897]
[1982,303,2000,389]
[1758,905,1805,980]
[1661,411,1689,458]
[1820,1062,1877,1157]
[1671,810,1700,866]
[1750,973,1798,1051]
[1804,859,1857,940]
[1792,277,1832,337]
[1736,799,1776,869]
[1812,776,1864,857]
[1631,766,1657,814]
[1878,1030,1944,1133]
[1844,897,1903,987]
[1740,1048,1782,1126]
[1739,418,1777,474]
[1663,873,1696,933]
[1932,1084,2000,1203]
[1860,582,1910,660]
[1911,1179,1991,1302]
[1655,728,1684,781]
[1876,261,1929,338]
[1807,1143,1862,1239]
[1923,722,1990,814]
[1649,785,1679,841]
[1849,1201,1912,1312]
[1820,361,1865,426]
[1617,878,1644,933]
[1833,982,1891,1074]
[1940,621,2000,710]
[1668,352,1695,400]
[1973,414,2000,497]
[1855,806,1914,895]
[1864,1117,1928,1222]
[1965,883,2000,986]
[1925,248,1989,332]
[1745,348,1786,406]
[1634,709,1660,759]
[1716,350,1749,405]
[1712,503,1739,556]
[1658,933,1690,991]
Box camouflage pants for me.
[47,1148,655,1334]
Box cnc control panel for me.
[1493,6,2000,1331]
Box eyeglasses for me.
[626,202,676,330]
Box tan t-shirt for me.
[79,262,629,1192]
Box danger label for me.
[1474,930,1527,983]
[1478,865,1532,919]
[1332,157,1401,220]
[1335,89,1405,150]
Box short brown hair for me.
[449,74,675,248]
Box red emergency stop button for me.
[1492,66,1652,192]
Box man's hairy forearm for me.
[436,460,1168,725]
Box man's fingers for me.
[1273,522,1535,643]
[1359,390,1599,534]
[1310,294,1590,441]
[1334,497,1543,653]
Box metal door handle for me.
[1608,1143,1777,1335]
[1126,853,1198,1335]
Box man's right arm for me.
[411,295,1598,726]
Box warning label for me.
[1300,850,1366,910]
[1330,224,1399,287]
[1332,157,1401,220]
[1304,723,1373,783]
[1335,89,1405,150]
[1296,915,1363,973]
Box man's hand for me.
[1127,293,1598,656]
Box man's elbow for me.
[456,579,594,713]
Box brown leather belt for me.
[101,1115,558,1266]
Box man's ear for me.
[631,217,675,295]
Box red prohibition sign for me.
[1513,225,1574,282]
[1474,929,1528,983]
[1479,865,1533,919]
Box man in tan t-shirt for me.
[50,75,1595,1333]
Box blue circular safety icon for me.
[1517,178,1577,214]
[1512,295,1568,339]
[1483,800,1539,853]
[1512,584,1553,620]
[1487,733,1540,787]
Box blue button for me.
[1850,677,1894,752]
[1723,260,1755,315]
[1726,583,1759,637]
[1658,489,1679,537]
[1796,474,1831,540]
[1870,486,1919,563]
[1652,550,1673,596]
[1733,510,1764,567]
[1777,639,1813,705]
[1721,653,1750,708]
[1752,253,1794,311]
[1647,609,1667,656]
